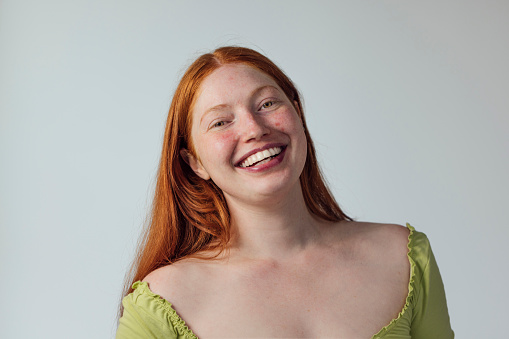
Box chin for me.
[251,176,302,201]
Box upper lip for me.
[234,143,287,167]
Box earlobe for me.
[180,148,211,180]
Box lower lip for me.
[238,147,287,172]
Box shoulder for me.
[331,221,411,264]
[142,258,214,307]
[142,264,180,292]
[335,221,410,246]
[119,264,198,338]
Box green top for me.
[116,224,454,338]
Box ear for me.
[180,149,211,180]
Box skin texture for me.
[144,65,411,338]
[186,64,308,210]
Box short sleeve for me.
[410,231,454,338]
[116,282,197,339]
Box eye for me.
[213,121,226,128]
[209,119,232,130]
[260,99,280,111]
[261,101,274,109]
[207,114,234,130]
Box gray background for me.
[1,1,507,338]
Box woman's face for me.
[186,64,307,206]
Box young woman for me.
[117,46,453,338]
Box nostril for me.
[242,117,270,141]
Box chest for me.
[179,259,409,338]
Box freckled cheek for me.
[271,113,285,130]
[271,110,300,132]
[215,132,236,145]
[205,132,237,155]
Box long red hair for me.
[120,46,351,311]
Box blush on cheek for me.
[209,132,236,151]
[272,113,286,129]
[217,132,235,142]
[272,108,299,132]
[274,117,289,132]
[199,132,236,155]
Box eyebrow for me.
[199,85,281,124]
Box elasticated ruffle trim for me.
[132,224,418,339]
[370,223,416,338]
[132,281,198,339]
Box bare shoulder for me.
[331,221,411,261]
[142,258,209,304]
[338,221,409,241]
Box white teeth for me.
[256,158,271,166]
[239,147,282,168]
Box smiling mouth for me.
[238,146,284,168]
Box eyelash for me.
[209,118,231,130]
[260,99,279,110]
[261,101,273,109]
[213,121,226,128]
[209,99,278,129]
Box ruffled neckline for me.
[132,223,418,339]
[132,281,198,338]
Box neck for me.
[224,183,325,261]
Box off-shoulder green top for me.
[117,224,454,338]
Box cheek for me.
[272,109,301,133]
[217,132,236,143]
[201,132,237,157]
[271,112,289,131]
[212,132,236,148]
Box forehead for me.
[193,64,280,109]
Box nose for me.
[240,110,270,142]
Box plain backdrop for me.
[1,1,507,338]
